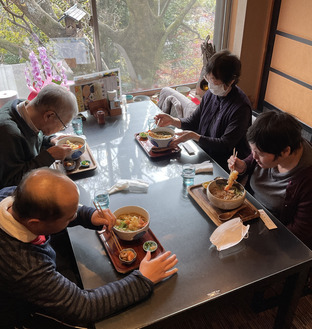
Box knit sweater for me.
[0,187,154,327]
[180,86,252,170]
[0,99,55,188]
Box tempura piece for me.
[224,170,238,191]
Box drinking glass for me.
[72,117,83,135]
[94,189,110,209]
[181,164,195,186]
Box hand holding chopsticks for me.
[92,201,116,232]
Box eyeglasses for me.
[53,111,68,130]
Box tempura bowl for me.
[207,178,246,210]
[56,136,86,160]
[148,127,175,148]
[113,206,150,241]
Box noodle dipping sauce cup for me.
[148,127,175,148]
[113,206,150,241]
[56,136,86,160]
[207,178,246,210]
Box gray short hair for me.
[29,84,78,118]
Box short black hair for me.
[247,110,303,158]
[205,49,241,86]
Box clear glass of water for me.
[181,163,195,186]
[94,189,110,209]
[72,117,83,135]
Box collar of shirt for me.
[0,196,38,243]
[17,100,40,134]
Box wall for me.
[228,0,274,109]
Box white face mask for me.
[208,81,229,97]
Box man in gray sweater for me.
[0,168,178,328]
[0,84,78,188]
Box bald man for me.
[0,84,79,188]
[0,168,178,328]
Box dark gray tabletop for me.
[67,101,312,329]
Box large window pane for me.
[95,0,216,93]
[0,0,96,98]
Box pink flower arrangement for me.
[25,47,68,100]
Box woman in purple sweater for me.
[155,50,252,171]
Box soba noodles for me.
[148,131,173,139]
[210,182,243,200]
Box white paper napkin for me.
[108,179,149,194]
[194,161,213,174]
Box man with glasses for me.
[0,84,78,188]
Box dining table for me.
[65,100,312,329]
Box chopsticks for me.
[230,148,238,172]
[93,201,122,253]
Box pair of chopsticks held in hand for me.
[230,147,238,172]
[224,148,239,191]
[93,201,122,253]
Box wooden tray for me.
[53,143,97,175]
[97,228,165,274]
[135,133,181,158]
[188,183,260,226]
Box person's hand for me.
[50,135,71,145]
[139,251,178,284]
[227,155,247,174]
[91,208,116,231]
[47,144,72,161]
[154,113,181,128]
[170,130,200,148]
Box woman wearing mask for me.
[155,50,252,171]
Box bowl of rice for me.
[113,205,150,241]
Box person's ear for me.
[42,110,55,123]
[25,218,42,233]
[281,146,291,157]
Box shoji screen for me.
[263,0,312,126]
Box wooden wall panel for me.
[271,35,312,85]
[277,0,312,40]
[265,72,312,126]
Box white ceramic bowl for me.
[176,86,191,96]
[148,127,175,148]
[207,178,246,210]
[56,136,86,160]
[113,206,150,241]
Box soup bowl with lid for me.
[113,205,150,241]
[207,178,246,210]
[148,127,175,148]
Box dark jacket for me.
[0,99,55,188]
[0,187,153,327]
[243,153,312,250]
[180,86,252,171]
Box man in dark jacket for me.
[0,84,78,188]
[0,168,178,328]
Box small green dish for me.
[143,240,158,252]
[80,160,91,168]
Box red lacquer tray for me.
[97,228,165,274]
[135,133,181,158]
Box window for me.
[0,0,226,98]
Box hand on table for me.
[91,208,116,231]
[139,251,178,284]
[170,130,200,148]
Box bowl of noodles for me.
[148,127,175,148]
[207,178,246,210]
[56,136,86,160]
[113,206,150,241]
